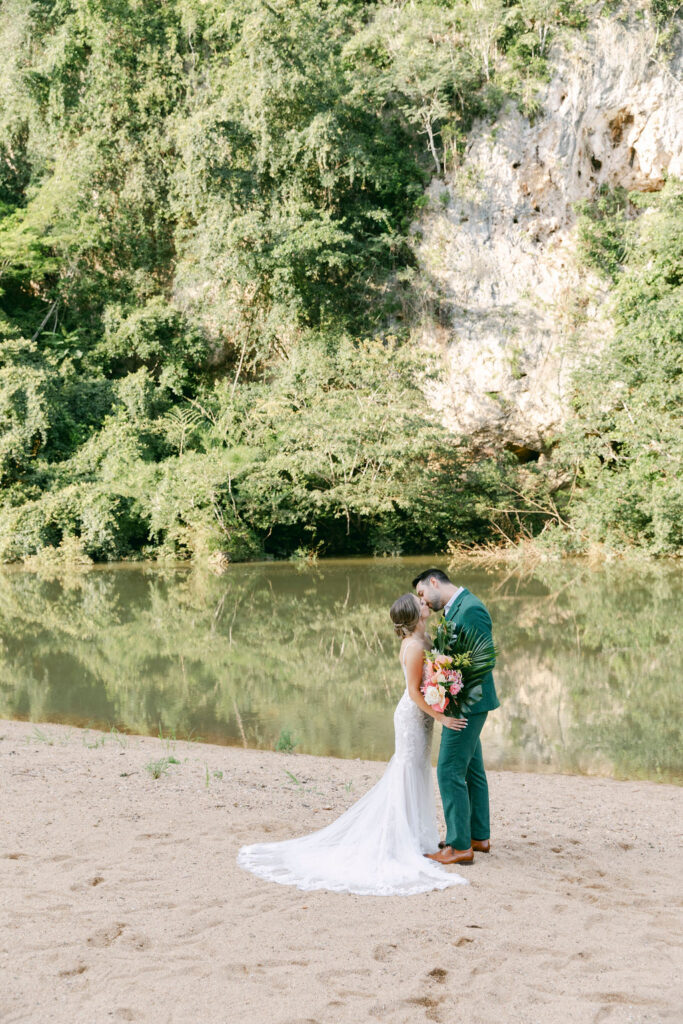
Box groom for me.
[413,568,499,866]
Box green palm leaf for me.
[430,618,497,718]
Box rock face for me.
[414,15,683,451]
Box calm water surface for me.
[1,558,680,782]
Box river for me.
[1,557,680,782]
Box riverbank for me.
[15,536,683,575]
[2,719,681,1024]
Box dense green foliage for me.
[0,0,568,561]
[0,332,519,560]
[0,0,679,561]
[557,179,682,554]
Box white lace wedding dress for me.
[236,644,467,895]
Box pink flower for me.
[449,681,463,695]
[444,667,464,692]
[434,654,450,666]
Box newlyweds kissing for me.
[238,568,499,895]
[411,569,499,864]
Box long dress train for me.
[236,646,467,895]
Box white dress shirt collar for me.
[443,586,464,617]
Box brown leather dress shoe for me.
[425,846,474,865]
[439,839,491,853]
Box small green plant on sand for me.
[29,726,53,746]
[145,756,180,779]
[283,769,325,798]
[109,726,128,748]
[83,732,106,749]
[157,726,177,755]
[275,729,298,753]
[204,765,224,789]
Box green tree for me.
[560,179,683,553]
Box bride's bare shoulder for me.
[400,638,428,662]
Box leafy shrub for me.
[560,179,683,554]
[0,484,148,562]
[575,185,631,282]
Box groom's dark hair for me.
[412,568,451,588]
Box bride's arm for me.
[403,645,467,731]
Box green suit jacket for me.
[444,588,500,715]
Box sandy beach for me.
[1,718,681,1024]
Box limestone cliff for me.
[413,13,683,452]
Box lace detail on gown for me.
[236,643,467,895]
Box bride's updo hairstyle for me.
[390,593,421,639]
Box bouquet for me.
[421,616,497,718]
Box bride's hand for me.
[439,715,468,731]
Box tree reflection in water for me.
[1,558,680,782]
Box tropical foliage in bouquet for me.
[422,618,497,717]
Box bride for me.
[236,593,468,895]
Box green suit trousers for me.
[437,711,489,850]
